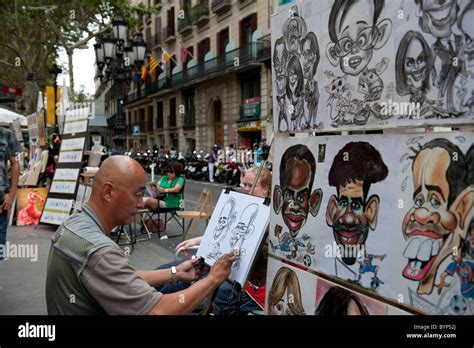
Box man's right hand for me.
[207,250,238,286]
[176,237,202,255]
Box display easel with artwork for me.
[267,0,473,316]
[40,106,90,226]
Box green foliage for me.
[189,5,209,24]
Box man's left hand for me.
[176,258,200,282]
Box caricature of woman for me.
[286,55,306,130]
[268,267,306,315]
[315,286,369,315]
[396,30,434,117]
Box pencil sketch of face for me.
[273,38,289,95]
[460,4,474,68]
[301,32,320,80]
[214,198,237,241]
[283,6,307,56]
[417,0,457,39]
[327,0,392,76]
[405,38,427,89]
[230,203,259,249]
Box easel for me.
[201,135,274,315]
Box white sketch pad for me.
[196,189,270,287]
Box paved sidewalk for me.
[0,217,206,315]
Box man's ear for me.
[102,182,114,203]
[309,189,323,217]
[374,18,392,50]
[365,195,380,230]
[326,42,339,67]
[273,185,282,214]
[326,195,338,227]
[449,186,474,240]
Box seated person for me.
[156,166,272,315]
[45,156,237,315]
[143,161,184,210]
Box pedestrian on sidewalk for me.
[208,144,218,182]
[0,127,22,260]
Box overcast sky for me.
[56,39,96,97]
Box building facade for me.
[121,0,273,154]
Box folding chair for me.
[140,179,186,239]
[177,188,213,241]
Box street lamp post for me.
[94,15,147,154]
[49,63,62,134]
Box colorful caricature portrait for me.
[402,139,474,295]
[327,0,392,76]
[315,286,369,315]
[268,267,306,315]
[273,144,323,238]
[326,142,388,265]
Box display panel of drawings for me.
[393,0,474,126]
[269,135,327,271]
[40,198,74,225]
[316,134,400,300]
[320,0,398,130]
[271,0,325,132]
[63,120,88,135]
[73,183,92,212]
[392,132,473,315]
[50,168,80,194]
[265,257,317,315]
[315,276,388,315]
[196,190,270,286]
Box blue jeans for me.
[213,281,260,315]
[155,259,192,294]
[0,210,8,260]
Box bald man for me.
[45,156,237,315]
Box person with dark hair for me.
[395,30,434,114]
[415,0,463,117]
[326,142,388,266]
[273,37,289,96]
[437,239,474,300]
[301,32,321,128]
[143,161,185,210]
[273,144,322,259]
[315,286,369,315]
[327,0,392,76]
[286,55,306,130]
[402,139,473,295]
[268,267,306,315]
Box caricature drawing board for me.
[196,189,270,287]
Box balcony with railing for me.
[211,0,231,14]
[163,25,176,43]
[190,4,210,26]
[178,15,193,35]
[151,33,162,49]
[124,40,270,104]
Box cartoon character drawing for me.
[326,0,392,77]
[437,240,474,301]
[415,0,464,117]
[402,139,474,295]
[228,203,259,269]
[286,55,306,130]
[282,6,307,56]
[17,190,45,225]
[268,267,306,315]
[207,198,237,260]
[301,32,321,128]
[276,95,288,133]
[273,37,289,96]
[273,144,322,261]
[326,142,388,266]
[325,73,353,127]
[356,250,386,290]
